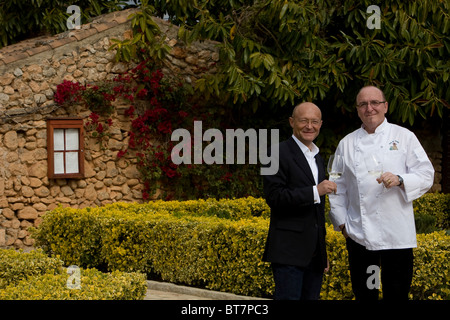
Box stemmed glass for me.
[327,154,344,182]
[364,153,386,191]
[364,153,383,178]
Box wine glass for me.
[327,154,344,182]
[364,153,386,192]
[364,153,383,178]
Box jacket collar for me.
[287,136,316,185]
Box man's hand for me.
[324,259,330,273]
[317,180,337,196]
[339,224,349,239]
[377,172,401,189]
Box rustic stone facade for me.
[0,9,219,249]
[0,8,443,250]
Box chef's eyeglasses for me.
[356,100,386,109]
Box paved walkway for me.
[144,280,270,300]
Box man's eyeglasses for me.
[356,100,386,109]
[293,118,322,126]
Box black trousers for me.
[272,252,324,300]
[346,238,413,301]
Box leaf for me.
[280,3,288,19]
[230,25,236,40]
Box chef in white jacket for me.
[329,86,434,300]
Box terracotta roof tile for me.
[72,28,98,41]
[0,8,136,66]
[48,37,77,49]
[26,44,52,56]
[112,13,131,25]
[1,52,30,64]
[91,21,119,33]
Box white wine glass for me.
[327,154,344,182]
[364,153,386,192]
[364,153,383,178]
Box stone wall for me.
[0,8,443,249]
[414,119,443,193]
[0,9,219,249]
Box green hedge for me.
[0,249,147,300]
[413,193,450,231]
[101,196,271,220]
[31,205,274,297]
[0,248,63,289]
[31,196,450,299]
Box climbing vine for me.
[54,58,263,200]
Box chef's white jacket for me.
[329,119,435,250]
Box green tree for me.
[0,0,124,48]
[334,0,449,124]
[118,0,449,126]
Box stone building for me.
[0,9,218,249]
[0,8,443,250]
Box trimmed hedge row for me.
[31,205,274,297]
[413,193,450,231]
[102,196,271,220]
[321,227,450,300]
[0,249,147,300]
[113,194,449,232]
[31,197,450,299]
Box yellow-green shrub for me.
[103,196,271,220]
[411,231,450,300]
[321,225,353,300]
[30,206,105,269]
[0,268,147,300]
[0,248,148,300]
[321,226,450,300]
[31,197,450,299]
[413,193,450,230]
[0,248,63,289]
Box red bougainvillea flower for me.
[54,80,85,105]
[179,111,188,118]
[157,120,172,134]
[96,123,104,134]
[125,105,135,117]
[137,88,148,99]
[117,149,127,158]
[221,172,233,182]
[89,112,100,123]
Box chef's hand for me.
[376,172,400,189]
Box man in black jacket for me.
[263,102,336,300]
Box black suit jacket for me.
[262,137,327,270]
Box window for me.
[47,118,85,179]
